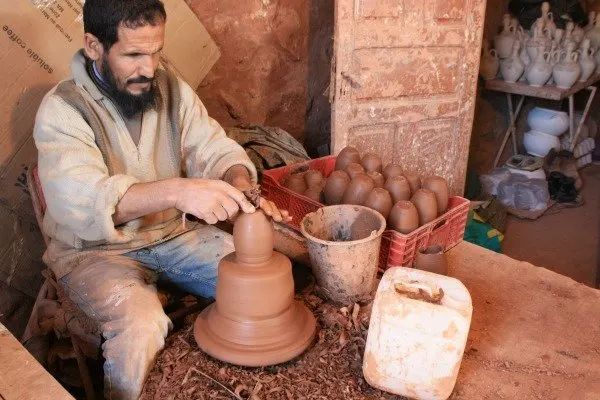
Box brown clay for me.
[283,173,307,194]
[194,210,316,367]
[382,163,403,181]
[323,170,351,205]
[342,174,375,205]
[335,146,361,171]
[303,187,324,203]
[304,170,324,188]
[361,153,383,173]
[413,245,448,275]
[422,175,449,215]
[345,162,366,179]
[364,188,393,219]
[384,175,412,203]
[388,200,419,234]
[411,188,438,226]
[367,171,385,188]
[403,171,422,194]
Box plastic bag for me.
[498,174,550,211]
[480,168,512,196]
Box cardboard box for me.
[0,0,220,297]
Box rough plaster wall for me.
[185,0,311,142]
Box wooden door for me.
[331,0,487,195]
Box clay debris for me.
[141,287,407,400]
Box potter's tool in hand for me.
[194,210,316,366]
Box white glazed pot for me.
[579,39,596,81]
[523,130,561,157]
[527,107,569,136]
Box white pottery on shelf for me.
[527,107,569,136]
[573,24,585,45]
[500,41,525,83]
[526,45,552,86]
[547,42,560,84]
[585,15,600,48]
[530,2,555,36]
[563,21,578,50]
[495,14,517,59]
[578,38,596,82]
[480,41,500,80]
[523,130,561,157]
[527,18,551,60]
[552,42,581,88]
[585,11,596,33]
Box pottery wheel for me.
[194,300,316,367]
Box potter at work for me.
[31,0,290,398]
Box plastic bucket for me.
[300,205,386,304]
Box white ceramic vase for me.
[578,38,596,82]
[501,41,525,83]
[480,42,500,80]
[553,43,581,88]
[526,46,552,86]
[527,107,569,136]
[530,2,556,37]
[527,17,551,60]
[585,11,596,33]
[494,14,517,59]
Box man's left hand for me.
[224,165,292,223]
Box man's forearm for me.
[112,178,183,225]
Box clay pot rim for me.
[299,205,387,246]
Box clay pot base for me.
[194,300,316,367]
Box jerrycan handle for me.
[394,281,445,304]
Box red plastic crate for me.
[261,156,469,270]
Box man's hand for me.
[224,165,292,223]
[175,179,255,225]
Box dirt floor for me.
[141,242,600,400]
[502,164,600,287]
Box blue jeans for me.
[59,225,234,400]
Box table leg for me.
[493,94,525,168]
[568,95,575,144]
[569,86,597,152]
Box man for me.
[33,0,288,398]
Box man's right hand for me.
[175,178,256,225]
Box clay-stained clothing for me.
[33,50,257,279]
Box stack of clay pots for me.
[480,2,600,89]
[282,146,450,235]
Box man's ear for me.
[83,33,104,61]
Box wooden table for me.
[485,74,600,167]
[0,323,73,400]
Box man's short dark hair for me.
[83,0,167,51]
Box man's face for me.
[100,22,165,95]
[87,22,165,117]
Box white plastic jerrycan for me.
[363,267,472,400]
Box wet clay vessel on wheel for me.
[364,188,393,219]
[413,245,448,275]
[335,146,361,171]
[411,188,438,226]
[194,211,316,366]
[324,170,351,205]
[422,175,449,215]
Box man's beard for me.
[100,58,156,119]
